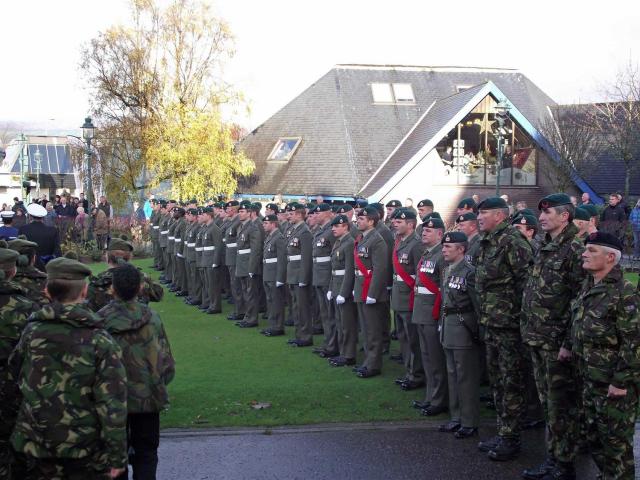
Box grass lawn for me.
[93,258,438,429]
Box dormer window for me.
[371,83,415,104]
[268,137,301,162]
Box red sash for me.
[392,239,416,310]
[354,240,372,301]
[417,258,442,320]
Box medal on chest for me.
[421,260,435,273]
[358,245,369,258]
[290,237,299,248]
[400,252,409,264]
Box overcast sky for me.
[1,0,638,132]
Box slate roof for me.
[237,65,557,197]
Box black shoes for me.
[420,405,447,416]
[355,367,381,378]
[412,400,430,410]
[236,321,258,328]
[454,427,478,439]
[487,436,521,461]
[319,350,339,359]
[227,313,244,321]
[206,309,222,314]
[438,421,461,433]
[522,458,555,479]
[261,329,285,337]
[478,435,500,452]
[290,339,313,347]
[329,356,355,367]
[400,379,425,391]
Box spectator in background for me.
[12,207,26,229]
[75,206,90,244]
[580,192,591,205]
[79,192,89,211]
[44,203,57,227]
[601,194,627,243]
[143,194,154,220]
[630,200,640,260]
[1,203,7,211]
[132,201,146,224]
[92,206,109,249]
[515,200,528,212]
[570,195,578,207]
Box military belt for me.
[226,242,237,248]
[313,256,331,263]
[332,269,345,276]
[175,239,182,243]
[153,226,160,229]
[264,258,278,264]
[203,246,215,251]
[187,242,196,247]
[176,253,184,258]
[394,273,415,282]
[168,236,175,240]
[161,230,169,234]
[195,247,203,252]
[415,286,434,295]
[355,269,370,277]
[238,249,251,254]
[288,254,301,261]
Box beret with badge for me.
[574,206,591,222]
[330,214,350,226]
[266,203,279,211]
[385,200,402,208]
[46,257,92,281]
[422,211,442,221]
[442,231,468,244]
[312,203,332,213]
[335,204,353,214]
[263,214,278,222]
[457,197,477,210]
[287,202,305,212]
[455,212,477,224]
[395,209,417,220]
[538,193,572,210]
[225,200,240,208]
[423,217,445,229]
[585,231,623,251]
[477,197,508,210]
[512,214,538,227]
[357,206,380,219]
[417,199,434,208]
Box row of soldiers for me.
[0,230,173,478]
[150,192,640,480]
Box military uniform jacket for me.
[465,233,480,266]
[440,260,481,349]
[376,221,395,289]
[224,216,241,267]
[413,244,445,324]
[263,229,287,283]
[14,265,49,307]
[312,222,335,287]
[184,222,199,263]
[475,220,532,329]
[159,214,171,248]
[0,281,34,370]
[9,303,127,467]
[166,217,178,254]
[279,220,290,235]
[330,233,355,300]
[176,218,189,258]
[570,265,640,389]
[353,229,389,303]
[391,233,423,312]
[200,222,223,268]
[235,219,263,277]
[195,223,205,267]
[521,223,585,350]
[286,221,313,285]
[150,210,160,240]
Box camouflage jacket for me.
[570,265,640,389]
[476,220,533,329]
[86,266,164,312]
[13,265,49,308]
[0,281,35,439]
[9,302,127,468]
[521,223,585,350]
[99,300,175,413]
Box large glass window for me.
[371,83,415,104]
[434,95,536,186]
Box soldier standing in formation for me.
[261,214,287,336]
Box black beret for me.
[201,207,214,214]
[357,206,379,218]
[477,197,508,210]
[455,212,477,223]
[312,203,332,213]
[262,214,278,222]
[582,204,598,218]
[287,202,305,212]
[160,201,167,207]
[585,231,623,251]
[214,202,225,208]
[385,200,402,208]
[422,212,441,221]
[335,204,353,214]
[518,208,536,217]
[225,200,240,208]
[174,207,186,215]
[457,197,477,210]
[250,203,261,212]
[187,208,198,216]
[330,214,350,226]
[442,231,468,244]
[417,199,434,208]
[278,207,287,214]
[266,203,279,211]
[538,193,572,210]
[512,214,538,227]
[355,199,368,208]
[46,257,92,280]
[395,209,417,220]
[422,217,445,229]
[574,207,591,221]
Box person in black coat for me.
[19,204,61,266]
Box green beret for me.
[46,257,92,280]
[538,193,572,210]
[174,207,185,215]
[313,203,332,213]
[442,231,467,244]
[214,202,225,208]
[287,202,305,212]
[108,238,134,252]
[187,208,198,216]
[455,212,477,223]
[517,208,536,217]
[585,231,623,251]
[253,201,262,209]
[574,207,591,222]
[266,203,279,211]
[250,203,261,212]
[512,214,538,227]
[0,248,19,265]
[160,201,167,207]
[395,209,416,220]
[278,207,287,214]
[355,199,368,208]
[457,197,477,210]
[226,200,240,208]
[477,197,508,210]
[8,238,39,253]
[385,200,402,208]
[330,214,350,226]
[358,206,379,218]
[423,217,445,229]
[306,202,317,211]
[201,207,213,214]
[263,214,278,222]
[582,204,598,218]
[238,200,252,210]
[422,212,441,222]
[417,199,434,208]
[334,204,353,214]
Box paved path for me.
[151,421,624,479]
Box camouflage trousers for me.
[485,327,526,438]
[530,347,578,464]
[578,358,637,479]
[22,455,110,480]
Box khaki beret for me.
[46,257,92,280]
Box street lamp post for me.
[493,100,511,197]
[19,133,28,200]
[34,147,42,199]
[81,117,96,207]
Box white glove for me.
[249,273,254,278]
[336,295,345,305]
[366,296,377,304]
[299,283,307,287]
[327,291,333,301]
[276,281,284,287]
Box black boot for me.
[487,436,521,461]
[522,457,555,479]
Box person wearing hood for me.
[99,263,175,480]
[7,257,127,479]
